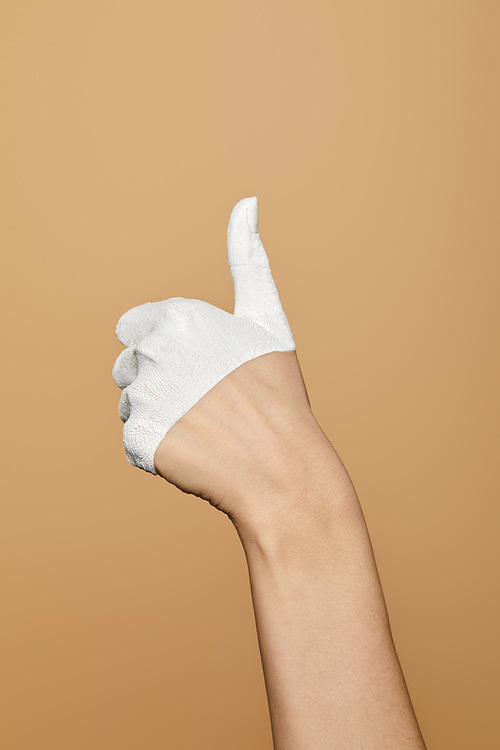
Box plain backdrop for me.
[1,1,499,748]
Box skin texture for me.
[153,350,427,749]
[115,197,426,747]
[153,349,333,529]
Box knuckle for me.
[125,383,143,409]
[163,297,196,322]
[113,348,137,387]
[135,335,161,361]
[123,417,148,460]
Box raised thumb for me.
[227,196,295,348]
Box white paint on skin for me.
[112,196,296,475]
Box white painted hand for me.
[112,196,295,475]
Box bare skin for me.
[154,350,427,749]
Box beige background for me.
[1,1,499,748]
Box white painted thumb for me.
[227,196,293,345]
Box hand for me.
[112,197,326,525]
[112,199,427,750]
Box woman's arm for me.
[234,421,426,749]
[154,350,427,749]
[114,196,426,747]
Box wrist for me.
[230,416,364,559]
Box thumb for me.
[227,196,295,348]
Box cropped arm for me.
[233,426,427,750]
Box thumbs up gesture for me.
[112,197,315,524]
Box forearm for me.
[233,427,426,750]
